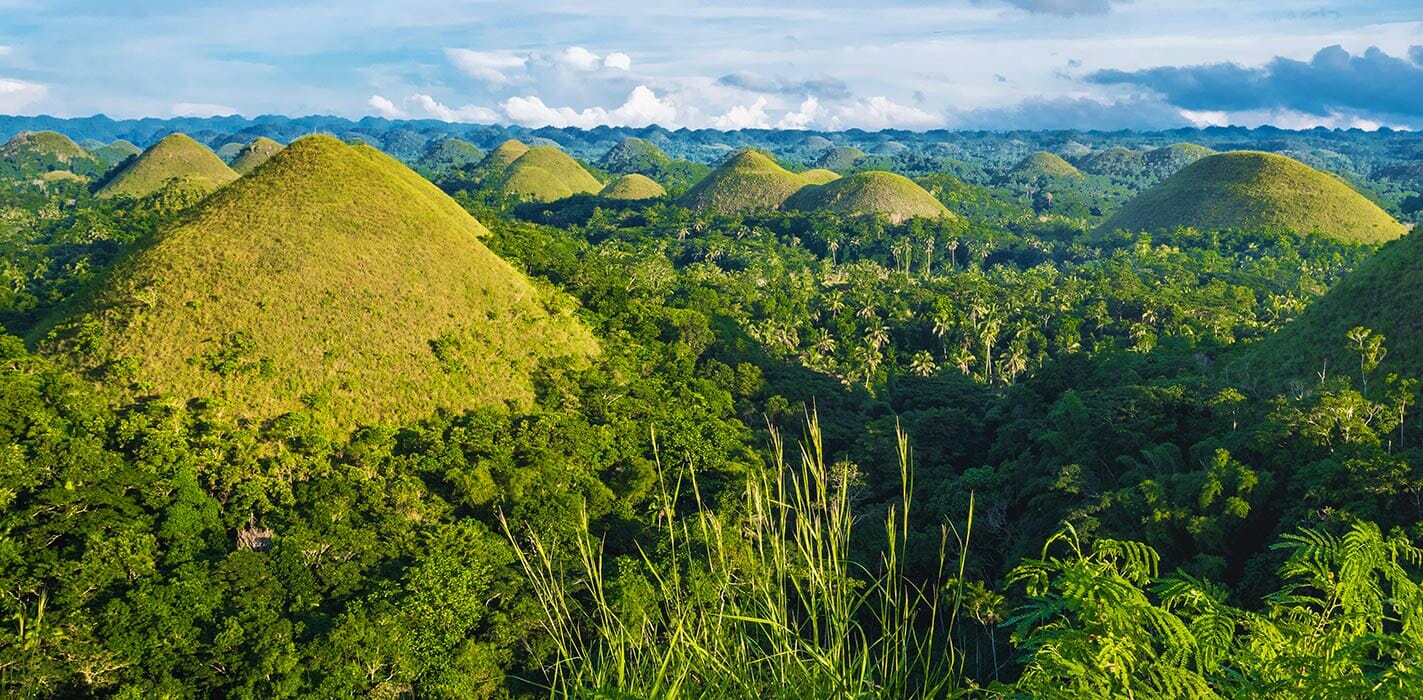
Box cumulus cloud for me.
[0,46,11,57]
[604,52,632,71]
[1089,44,1423,121]
[445,48,529,85]
[0,77,45,112]
[949,95,1191,131]
[367,95,405,119]
[409,94,499,123]
[558,46,602,71]
[502,85,677,128]
[171,102,238,117]
[828,97,941,130]
[997,0,1122,16]
[716,71,851,100]
[713,97,771,130]
[776,97,820,129]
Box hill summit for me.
[1,131,105,178]
[229,137,284,175]
[1098,151,1406,243]
[601,173,666,200]
[785,171,951,223]
[95,133,238,199]
[41,135,597,426]
[498,146,603,202]
[677,149,812,215]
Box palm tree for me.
[909,350,937,377]
[952,346,975,376]
[865,325,891,351]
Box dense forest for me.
[1,119,1421,698]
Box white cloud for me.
[502,85,677,128]
[0,77,45,112]
[604,52,632,71]
[558,46,602,71]
[445,48,529,85]
[409,94,499,122]
[367,94,405,118]
[0,46,11,57]
[713,97,771,129]
[827,96,941,130]
[171,102,238,117]
[776,96,821,129]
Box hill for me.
[600,173,666,200]
[1098,151,1406,243]
[1005,151,1084,181]
[229,137,284,175]
[496,146,603,202]
[678,149,810,215]
[417,137,484,173]
[1247,229,1423,386]
[39,135,597,426]
[477,139,531,177]
[0,131,105,177]
[800,169,841,185]
[784,171,952,223]
[91,140,142,167]
[598,137,671,175]
[95,133,239,199]
[1078,147,1144,179]
[814,146,866,171]
[1142,143,1213,180]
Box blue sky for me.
[0,0,1420,130]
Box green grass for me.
[477,139,531,176]
[1246,228,1423,387]
[799,168,841,185]
[497,146,603,202]
[814,146,866,171]
[503,414,967,697]
[90,140,141,167]
[678,149,810,215]
[417,137,484,172]
[1078,147,1144,178]
[1006,152,1084,181]
[40,135,597,427]
[785,171,953,223]
[1098,151,1406,243]
[598,137,671,174]
[1,131,105,177]
[95,133,238,199]
[600,173,666,200]
[1142,143,1213,180]
[229,137,283,175]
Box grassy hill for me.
[814,146,866,171]
[1142,143,1213,181]
[497,146,603,202]
[39,135,596,426]
[800,169,841,185]
[91,140,142,167]
[601,173,666,200]
[1246,229,1423,387]
[1,131,105,178]
[784,171,952,223]
[1098,151,1406,243]
[598,137,671,174]
[1005,152,1084,181]
[95,133,238,199]
[477,139,531,178]
[678,149,810,215]
[229,137,284,175]
[417,137,484,173]
[1078,147,1144,179]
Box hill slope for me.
[1,131,105,177]
[496,146,603,202]
[784,171,952,223]
[598,137,671,174]
[95,133,238,199]
[814,146,866,171]
[1248,229,1423,386]
[1005,152,1084,181]
[417,137,484,173]
[678,149,810,215]
[91,140,142,167]
[1142,143,1213,180]
[1098,151,1406,243]
[40,135,596,425]
[229,137,284,175]
[601,173,666,200]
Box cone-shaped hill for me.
[40,135,597,426]
[1004,152,1084,181]
[1078,147,1143,179]
[1142,143,1212,180]
[417,137,484,173]
[229,137,284,175]
[91,140,142,167]
[1,131,105,178]
[95,134,238,199]
[1098,152,1406,244]
[600,173,666,200]
[678,149,812,215]
[477,139,531,177]
[799,169,841,186]
[814,146,866,171]
[785,171,952,223]
[1247,229,1423,385]
[598,137,671,175]
[497,146,603,202]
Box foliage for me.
[95,134,239,200]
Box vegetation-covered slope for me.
[229,137,283,175]
[417,137,484,173]
[496,146,603,202]
[600,173,666,200]
[1142,142,1213,180]
[799,169,841,185]
[814,146,866,171]
[678,149,810,215]
[1099,151,1406,243]
[0,130,105,178]
[784,171,952,223]
[41,135,596,425]
[95,133,238,199]
[1078,147,1144,179]
[1005,151,1084,181]
[1248,229,1423,384]
[478,139,531,176]
[90,139,141,167]
[598,137,671,174]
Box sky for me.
[0,0,1420,131]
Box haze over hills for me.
[229,137,284,174]
[1099,151,1407,243]
[39,135,596,426]
[95,133,239,199]
[784,171,951,223]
